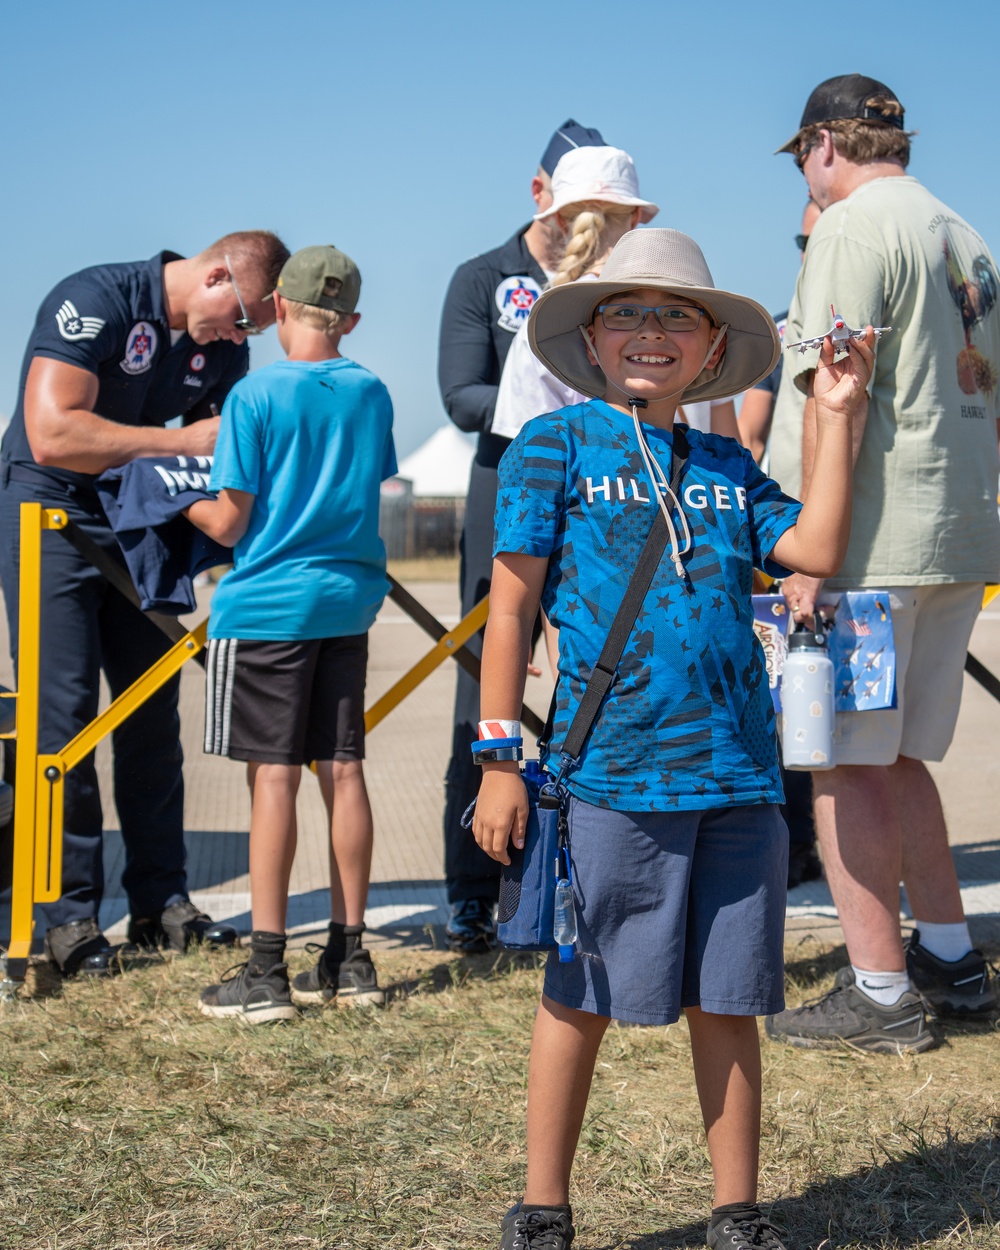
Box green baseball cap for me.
[276,245,361,313]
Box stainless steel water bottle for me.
[781,629,835,770]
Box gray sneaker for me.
[765,967,935,1054]
[499,1204,574,1249]
[708,1212,788,1249]
[905,930,998,1019]
[199,962,296,1024]
[290,922,385,1007]
[337,949,386,1008]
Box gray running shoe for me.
[905,930,997,1018]
[499,1204,574,1249]
[290,941,338,1006]
[337,949,386,1007]
[708,1212,788,1249]
[765,967,934,1053]
[199,962,296,1024]
[290,923,385,1007]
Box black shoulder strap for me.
[558,423,689,766]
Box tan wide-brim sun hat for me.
[527,228,780,404]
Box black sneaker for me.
[765,967,935,1054]
[43,918,122,978]
[290,941,338,1006]
[199,962,296,1024]
[905,930,998,1019]
[290,923,385,1008]
[128,900,238,952]
[337,948,386,1007]
[446,897,497,952]
[499,1203,574,1249]
[708,1212,788,1249]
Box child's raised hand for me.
[472,768,528,866]
[813,326,876,423]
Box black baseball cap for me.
[776,74,905,154]
[539,119,607,176]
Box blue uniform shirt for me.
[207,357,397,641]
[438,226,546,471]
[1,252,247,491]
[495,401,802,812]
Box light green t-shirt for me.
[770,175,1000,588]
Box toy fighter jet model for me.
[785,305,891,355]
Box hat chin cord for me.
[581,323,728,578]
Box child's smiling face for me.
[585,286,723,415]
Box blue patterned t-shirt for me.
[495,399,803,812]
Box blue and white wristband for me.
[471,736,524,764]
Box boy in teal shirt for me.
[186,245,396,1022]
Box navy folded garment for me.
[96,456,231,614]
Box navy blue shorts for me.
[543,799,788,1025]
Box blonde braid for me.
[551,203,638,288]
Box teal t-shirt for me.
[207,357,396,641]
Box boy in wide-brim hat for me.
[470,228,876,1250]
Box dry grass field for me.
[0,937,997,1250]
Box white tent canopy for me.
[394,424,475,498]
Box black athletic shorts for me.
[203,635,367,764]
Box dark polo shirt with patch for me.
[1,251,248,494]
[437,226,545,471]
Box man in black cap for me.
[765,75,1000,1052]
[437,120,605,950]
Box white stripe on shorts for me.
[204,638,238,755]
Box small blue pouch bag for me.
[495,762,566,951]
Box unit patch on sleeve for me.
[495,276,542,333]
[55,300,106,342]
[120,321,159,375]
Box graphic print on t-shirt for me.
[495,401,802,812]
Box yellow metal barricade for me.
[1,503,495,988]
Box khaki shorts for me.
[826,583,983,766]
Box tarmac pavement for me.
[1,575,998,955]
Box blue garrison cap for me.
[539,119,607,176]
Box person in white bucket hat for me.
[469,227,877,1250]
[492,148,661,442]
[532,145,658,224]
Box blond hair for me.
[799,96,912,167]
[284,298,353,337]
[551,202,638,288]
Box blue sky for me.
[2,1,998,457]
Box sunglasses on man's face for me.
[795,234,810,253]
[793,140,814,173]
[224,252,261,335]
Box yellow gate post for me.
[2,504,207,990]
[4,504,66,981]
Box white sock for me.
[913,920,973,963]
[851,966,910,1007]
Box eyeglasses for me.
[793,140,814,173]
[224,252,261,335]
[794,234,810,253]
[596,303,708,333]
